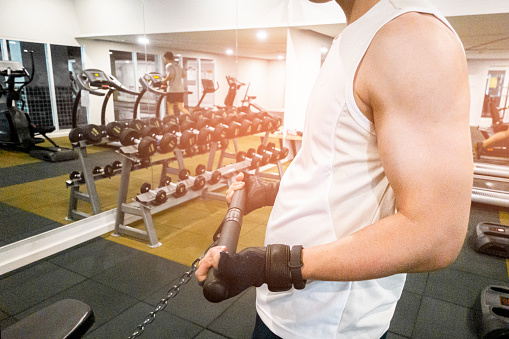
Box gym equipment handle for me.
[203,188,246,303]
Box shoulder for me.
[360,12,468,112]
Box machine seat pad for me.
[2,299,95,339]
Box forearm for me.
[301,210,467,282]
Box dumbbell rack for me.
[66,141,102,220]
[113,145,256,247]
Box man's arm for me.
[301,13,472,281]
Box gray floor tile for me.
[0,261,86,315]
[425,267,507,308]
[386,332,409,339]
[403,272,428,295]
[412,297,477,339]
[92,251,191,300]
[49,237,141,278]
[194,329,230,339]
[207,288,257,339]
[389,290,422,337]
[144,272,241,327]
[14,279,139,333]
[85,302,202,339]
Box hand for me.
[196,244,306,301]
[195,245,226,283]
[225,172,280,214]
[226,173,246,204]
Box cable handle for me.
[202,187,246,303]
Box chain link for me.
[128,243,215,339]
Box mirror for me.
[0,0,294,251]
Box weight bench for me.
[2,299,95,339]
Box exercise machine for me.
[0,55,77,162]
[476,96,509,160]
[2,299,94,339]
[71,64,140,128]
[475,285,509,339]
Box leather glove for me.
[215,244,306,299]
[242,172,280,214]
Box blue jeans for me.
[252,314,388,339]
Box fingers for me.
[195,246,227,282]
[235,172,245,182]
[226,180,245,204]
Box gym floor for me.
[0,134,508,339]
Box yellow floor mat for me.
[0,135,111,169]
[0,134,287,266]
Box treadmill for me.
[472,157,509,207]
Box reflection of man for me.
[163,51,190,117]
[197,0,472,338]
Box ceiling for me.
[93,12,509,60]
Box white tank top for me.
[256,1,458,338]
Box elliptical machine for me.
[0,52,77,162]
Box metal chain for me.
[128,242,216,339]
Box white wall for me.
[284,28,332,132]
[0,0,80,45]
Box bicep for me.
[367,15,472,226]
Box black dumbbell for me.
[92,166,114,178]
[257,143,289,162]
[161,122,197,150]
[195,164,222,185]
[128,119,145,132]
[69,171,84,181]
[178,168,207,190]
[139,126,178,154]
[194,117,230,142]
[158,176,186,197]
[118,128,158,158]
[180,120,213,146]
[236,148,270,169]
[68,124,103,144]
[139,182,168,205]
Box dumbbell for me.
[139,182,168,205]
[257,143,289,162]
[159,176,187,198]
[178,169,207,190]
[104,121,127,141]
[68,124,103,144]
[238,112,263,134]
[160,122,197,150]
[195,164,222,185]
[222,114,251,137]
[202,115,239,139]
[180,120,213,146]
[69,171,84,181]
[127,119,145,133]
[194,117,229,142]
[118,128,158,158]
[92,166,114,178]
[236,148,270,169]
[136,125,178,154]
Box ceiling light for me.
[226,49,234,55]
[320,47,329,54]
[138,37,150,45]
[257,31,268,41]
[278,55,284,60]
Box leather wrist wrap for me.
[290,245,306,289]
[265,244,292,292]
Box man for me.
[163,51,190,117]
[196,0,472,338]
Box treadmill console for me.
[83,69,110,86]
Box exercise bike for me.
[0,52,77,162]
